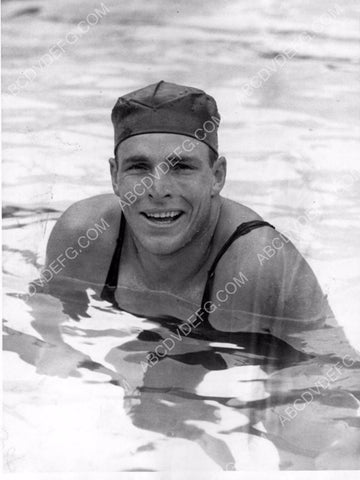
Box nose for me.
[148,173,172,200]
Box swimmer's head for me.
[108,82,225,255]
[111,80,221,158]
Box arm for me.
[218,225,330,326]
[263,230,332,323]
[243,227,359,357]
[35,203,91,319]
[31,197,111,319]
[37,195,121,318]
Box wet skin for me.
[34,134,360,469]
[44,133,332,331]
[109,133,225,259]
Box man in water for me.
[43,80,332,332]
[37,81,360,470]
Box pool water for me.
[2,0,360,472]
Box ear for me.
[109,157,120,196]
[211,156,226,196]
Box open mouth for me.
[141,210,184,224]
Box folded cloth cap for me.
[112,80,220,155]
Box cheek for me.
[187,177,212,202]
[118,174,135,187]
[181,172,212,193]
[117,176,140,196]
[184,186,213,219]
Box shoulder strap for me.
[199,220,275,329]
[100,213,126,307]
[101,217,274,317]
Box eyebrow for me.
[121,155,151,167]
[172,155,199,164]
[121,154,199,166]
[175,156,194,162]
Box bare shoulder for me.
[52,194,121,232]
[216,197,264,239]
[218,197,313,277]
[45,194,122,283]
[215,197,328,321]
[220,197,263,223]
[219,196,290,250]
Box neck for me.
[129,200,222,291]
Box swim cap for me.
[111,80,220,155]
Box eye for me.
[126,163,148,171]
[173,162,194,170]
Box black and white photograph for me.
[2,0,360,476]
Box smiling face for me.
[109,133,226,255]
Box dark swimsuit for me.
[100,215,275,328]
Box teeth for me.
[146,211,180,219]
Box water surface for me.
[2,0,360,472]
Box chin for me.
[140,236,187,256]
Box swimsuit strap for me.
[101,216,275,320]
[199,220,275,329]
[100,213,126,307]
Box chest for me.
[115,257,206,316]
[113,241,250,323]
[112,266,265,334]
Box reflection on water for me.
[2,0,360,472]
[3,266,360,470]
